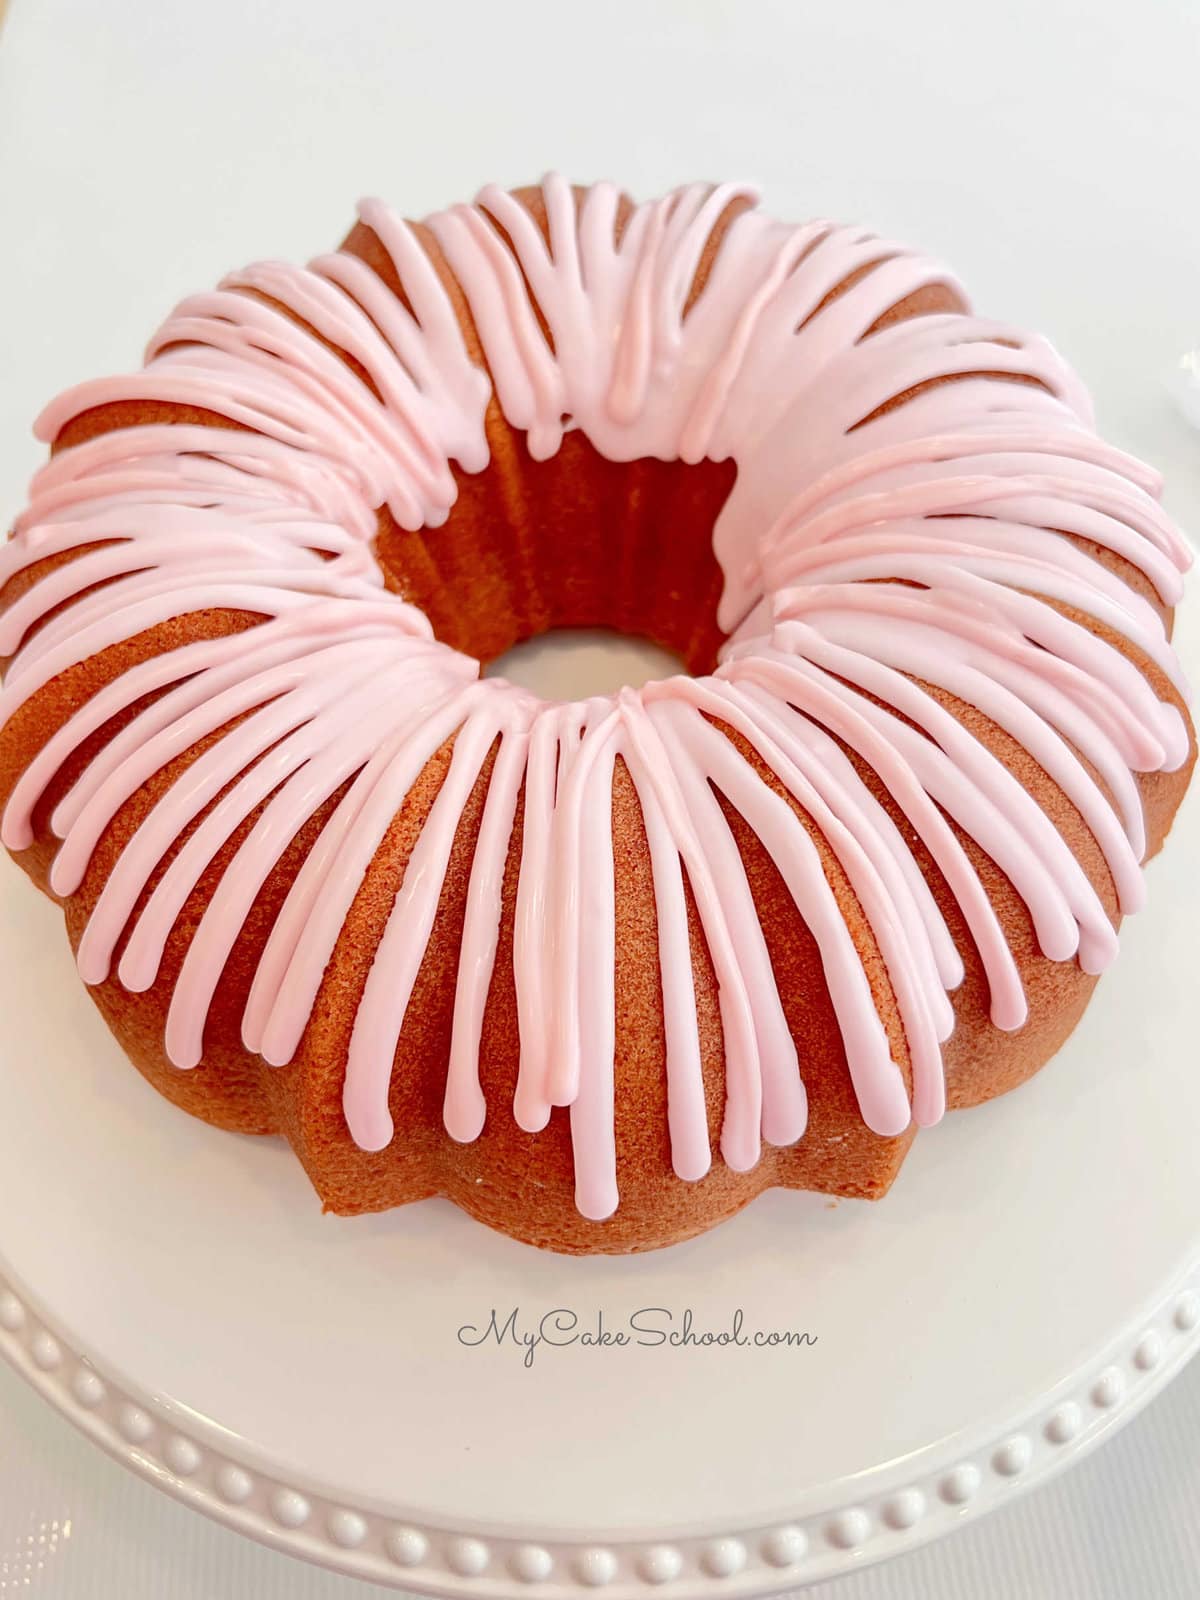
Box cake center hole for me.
[373,435,738,682]
[484,628,685,698]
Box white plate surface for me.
[0,607,1197,1596]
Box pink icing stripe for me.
[619,736,710,1185]
[737,685,964,993]
[649,699,811,1148]
[777,580,1156,903]
[0,176,1192,1218]
[509,707,561,1134]
[618,693,765,1172]
[566,726,620,1221]
[444,722,528,1144]
[344,701,512,1151]
[652,694,908,1138]
[240,723,413,1055]
[720,645,1029,1033]
[547,704,622,1112]
[698,677,949,1125]
[258,681,483,1073]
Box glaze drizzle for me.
[0,176,1191,1219]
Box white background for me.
[2,0,1200,1593]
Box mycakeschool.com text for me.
[455,1308,818,1369]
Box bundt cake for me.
[0,176,1193,1253]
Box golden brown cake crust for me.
[0,187,1194,1253]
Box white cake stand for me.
[1,612,1198,1598]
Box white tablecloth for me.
[3,0,1200,1592]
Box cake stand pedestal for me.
[1,616,1198,1598]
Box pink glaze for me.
[0,176,1192,1220]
